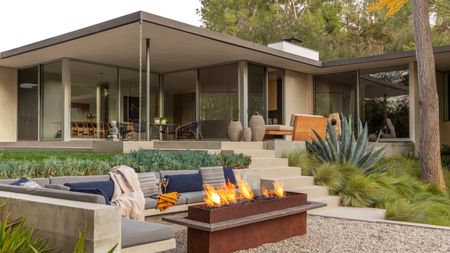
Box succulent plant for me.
[306,114,385,173]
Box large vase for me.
[243,128,252,142]
[228,120,243,142]
[249,113,265,141]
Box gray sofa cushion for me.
[50,175,111,185]
[121,219,175,248]
[144,197,157,209]
[0,178,50,187]
[200,166,225,188]
[138,173,160,197]
[0,184,106,204]
[159,170,198,179]
[180,191,204,204]
[45,184,70,191]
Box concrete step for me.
[309,195,341,211]
[153,141,223,150]
[261,176,315,188]
[284,185,329,198]
[308,207,386,221]
[250,158,289,168]
[221,141,266,150]
[234,167,302,180]
[231,149,276,158]
[155,148,222,155]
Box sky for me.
[0,0,202,52]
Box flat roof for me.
[1,11,449,73]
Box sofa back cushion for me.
[164,173,203,193]
[0,184,106,204]
[0,178,50,187]
[50,175,111,185]
[138,172,160,197]
[200,166,225,188]
[223,167,238,186]
[64,180,114,205]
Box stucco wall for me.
[283,70,313,123]
[0,67,17,142]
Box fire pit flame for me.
[204,178,286,208]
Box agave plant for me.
[306,114,385,173]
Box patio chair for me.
[175,121,203,140]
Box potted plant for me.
[154,117,160,124]
[86,113,96,123]
[160,116,168,125]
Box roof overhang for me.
[1,11,449,74]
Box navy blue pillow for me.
[165,173,203,193]
[10,177,29,186]
[64,180,114,205]
[223,167,238,186]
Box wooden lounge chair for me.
[264,114,328,141]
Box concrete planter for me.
[228,120,243,142]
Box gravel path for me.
[167,215,450,253]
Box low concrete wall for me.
[268,140,415,158]
[369,141,415,157]
[266,140,306,157]
[0,191,121,253]
[92,141,154,153]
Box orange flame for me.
[203,178,286,208]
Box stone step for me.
[155,148,222,155]
[261,176,315,188]
[221,141,266,150]
[231,149,276,158]
[308,195,341,212]
[250,158,289,168]
[284,185,329,198]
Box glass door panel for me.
[18,67,39,140]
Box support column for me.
[409,61,419,155]
[146,38,151,141]
[62,59,71,141]
[238,61,249,128]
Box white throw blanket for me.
[109,165,145,220]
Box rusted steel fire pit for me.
[163,192,325,253]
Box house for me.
[0,11,449,152]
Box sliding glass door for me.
[18,67,39,140]
[40,62,63,140]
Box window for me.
[41,62,63,140]
[444,72,450,121]
[199,64,239,139]
[314,72,357,118]
[359,66,409,139]
[18,66,39,140]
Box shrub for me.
[339,174,385,207]
[311,163,343,193]
[287,151,320,176]
[0,150,251,179]
[306,114,385,172]
[0,201,50,253]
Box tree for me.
[370,0,445,189]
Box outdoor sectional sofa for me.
[0,167,236,252]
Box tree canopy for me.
[197,0,450,60]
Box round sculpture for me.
[243,128,252,142]
[249,112,265,141]
[228,120,243,142]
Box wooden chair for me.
[292,115,328,141]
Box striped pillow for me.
[138,172,160,197]
[200,166,226,188]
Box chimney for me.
[268,38,319,61]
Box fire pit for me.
[163,179,325,253]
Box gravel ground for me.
[166,215,450,253]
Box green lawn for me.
[0,151,116,162]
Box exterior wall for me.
[0,67,17,142]
[283,70,313,123]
